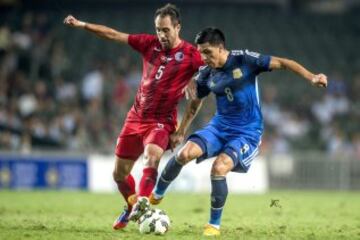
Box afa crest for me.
[232,68,243,79]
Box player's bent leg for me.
[177,140,204,165]
[113,157,136,203]
[139,143,163,197]
[112,156,136,230]
[211,153,234,176]
[204,153,234,235]
[151,141,203,205]
[130,144,164,221]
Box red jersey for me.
[127,34,203,125]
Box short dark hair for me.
[194,27,225,46]
[154,3,181,26]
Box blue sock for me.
[154,156,183,197]
[209,176,228,227]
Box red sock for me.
[116,174,136,211]
[138,167,158,197]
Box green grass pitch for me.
[0,191,359,239]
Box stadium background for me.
[0,0,360,192]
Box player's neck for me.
[170,38,182,50]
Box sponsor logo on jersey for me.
[175,51,184,62]
[209,80,216,88]
[161,56,167,63]
[233,68,243,79]
[160,56,173,63]
[155,123,164,130]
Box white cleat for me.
[128,197,150,222]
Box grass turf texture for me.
[0,191,359,240]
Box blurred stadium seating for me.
[0,1,359,190]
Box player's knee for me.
[113,165,130,183]
[143,154,160,168]
[176,149,193,165]
[211,162,227,176]
[112,170,126,183]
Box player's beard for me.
[160,40,170,50]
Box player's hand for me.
[311,73,327,88]
[169,132,184,151]
[184,78,197,100]
[63,15,85,28]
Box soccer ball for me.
[138,208,170,235]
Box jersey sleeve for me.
[195,66,211,99]
[128,34,156,54]
[191,49,205,72]
[243,49,271,74]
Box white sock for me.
[209,223,220,229]
[153,192,163,199]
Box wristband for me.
[78,21,86,27]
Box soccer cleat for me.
[149,192,163,205]
[203,224,220,236]
[112,207,130,230]
[128,197,150,222]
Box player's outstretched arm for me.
[269,56,328,88]
[183,78,197,100]
[63,15,129,44]
[170,98,203,150]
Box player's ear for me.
[218,45,224,53]
[219,44,226,53]
[176,23,181,33]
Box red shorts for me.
[115,121,176,161]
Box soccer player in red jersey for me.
[64,4,203,229]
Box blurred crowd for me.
[0,12,136,154]
[260,75,360,160]
[0,11,359,159]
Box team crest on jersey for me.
[175,51,184,62]
[232,68,243,79]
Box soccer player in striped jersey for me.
[64,4,203,229]
[151,27,327,236]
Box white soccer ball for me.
[138,208,170,235]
